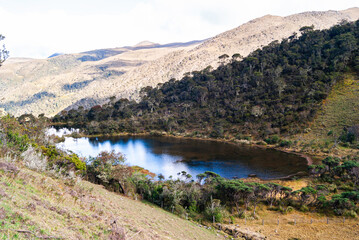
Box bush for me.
[285,206,294,214]
[204,207,227,223]
[230,215,235,224]
[299,205,309,212]
[265,135,280,144]
[6,131,30,152]
[344,210,357,218]
[280,140,292,147]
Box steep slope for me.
[0,163,222,240]
[1,8,359,117]
[302,74,359,143]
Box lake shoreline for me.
[82,132,314,165]
[54,128,316,173]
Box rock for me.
[217,224,266,240]
[0,108,6,117]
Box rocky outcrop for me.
[215,223,266,240]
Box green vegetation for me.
[0,115,86,175]
[55,21,359,145]
[82,151,359,220]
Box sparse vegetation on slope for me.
[307,75,359,143]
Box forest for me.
[54,21,359,142]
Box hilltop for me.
[1,8,359,116]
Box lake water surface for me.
[55,131,308,179]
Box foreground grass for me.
[0,166,222,240]
[231,177,359,240]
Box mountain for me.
[0,41,202,116]
[53,19,359,142]
[1,8,359,117]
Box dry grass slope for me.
[0,165,222,240]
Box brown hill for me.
[1,8,359,116]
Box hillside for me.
[0,41,202,116]
[306,75,359,139]
[0,165,222,240]
[1,8,359,117]
[54,20,359,143]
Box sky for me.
[0,0,358,58]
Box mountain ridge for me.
[1,8,359,116]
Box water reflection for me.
[57,135,308,179]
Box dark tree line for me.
[54,20,359,139]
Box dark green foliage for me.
[6,131,30,152]
[265,135,280,144]
[41,145,86,172]
[54,20,359,139]
[279,140,292,147]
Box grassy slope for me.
[0,166,222,240]
[2,166,358,240]
[285,74,359,157]
[309,74,359,139]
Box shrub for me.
[230,215,235,224]
[265,135,280,144]
[285,206,294,214]
[204,207,227,223]
[344,210,357,218]
[65,154,86,172]
[6,131,30,152]
[280,140,292,147]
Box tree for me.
[248,183,270,215]
[217,179,253,217]
[218,54,229,65]
[86,150,128,193]
[232,53,243,61]
[299,25,314,34]
[0,34,9,67]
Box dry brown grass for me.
[229,210,359,240]
[0,165,222,240]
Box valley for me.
[1,5,359,240]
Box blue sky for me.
[0,0,358,58]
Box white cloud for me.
[0,0,357,58]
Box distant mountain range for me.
[0,7,358,116]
